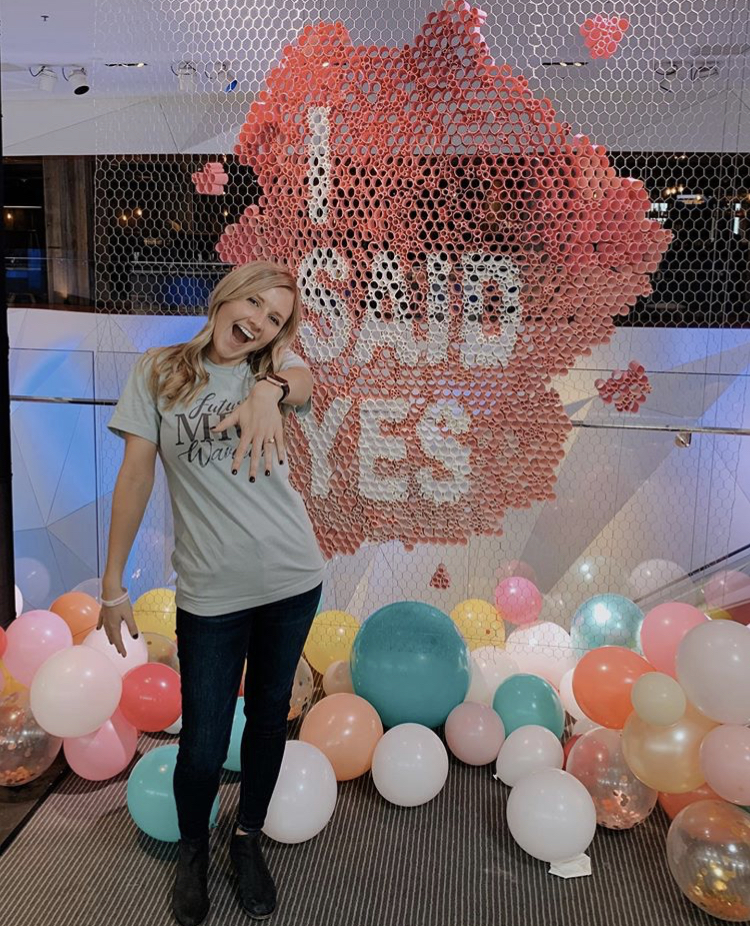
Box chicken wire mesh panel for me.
[92,1,750,679]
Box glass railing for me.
[8,340,750,626]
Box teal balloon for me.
[350,601,470,728]
[223,697,245,772]
[492,673,565,738]
[571,594,644,653]
[127,744,219,842]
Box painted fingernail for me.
[232,468,238,476]
[280,459,285,465]
[265,470,270,477]
[249,476,255,483]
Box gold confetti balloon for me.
[667,800,750,922]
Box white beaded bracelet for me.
[101,590,130,608]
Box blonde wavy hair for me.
[144,260,302,411]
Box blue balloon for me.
[127,744,219,842]
[350,601,470,728]
[492,673,565,738]
[224,697,245,772]
[570,594,644,654]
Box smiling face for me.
[206,286,295,366]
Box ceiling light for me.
[171,61,198,91]
[104,62,148,68]
[29,65,57,91]
[63,66,90,95]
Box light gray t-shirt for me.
[108,349,326,616]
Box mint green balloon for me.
[224,697,245,772]
[350,601,470,728]
[127,744,219,842]
[492,673,565,738]
[571,594,644,654]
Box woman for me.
[98,260,326,925]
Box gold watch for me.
[256,372,290,404]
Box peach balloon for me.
[445,701,505,766]
[658,782,722,820]
[572,646,654,729]
[640,603,707,677]
[3,611,73,687]
[63,708,138,781]
[700,725,750,805]
[49,592,100,644]
[622,702,719,793]
[299,692,383,781]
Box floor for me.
[0,708,719,926]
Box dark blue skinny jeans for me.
[172,582,323,839]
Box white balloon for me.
[165,715,183,735]
[496,724,564,786]
[464,659,490,704]
[72,577,103,603]
[506,768,597,863]
[628,559,688,599]
[505,622,577,688]
[573,716,601,736]
[558,668,587,720]
[471,646,520,705]
[14,558,51,607]
[371,723,449,807]
[263,740,337,843]
[322,660,354,696]
[30,646,122,738]
[83,625,149,675]
[14,585,23,617]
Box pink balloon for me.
[700,725,750,805]
[640,603,707,677]
[496,560,538,585]
[494,577,543,625]
[0,626,6,659]
[703,570,750,610]
[445,701,505,765]
[3,610,73,686]
[63,708,139,781]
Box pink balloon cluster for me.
[0,603,183,785]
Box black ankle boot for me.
[229,830,277,920]
[172,834,210,926]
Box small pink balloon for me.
[496,560,538,585]
[445,701,505,765]
[3,610,73,687]
[703,570,750,610]
[0,626,6,659]
[640,603,707,677]
[63,708,139,781]
[700,724,750,805]
[494,577,543,626]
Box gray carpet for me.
[0,709,721,926]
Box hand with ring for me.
[211,384,286,481]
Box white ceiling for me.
[3,0,750,154]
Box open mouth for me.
[232,323,255,346]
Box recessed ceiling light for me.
[105,62,148,68]
[541,61,589,68]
